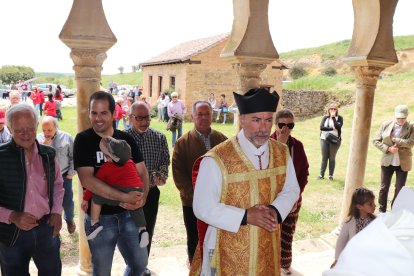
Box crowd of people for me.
[0,86,413,276]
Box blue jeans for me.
[0,223,61,276]
[85,211,148,276]
[157,107,164,121]
[122,117,130,130]
[171,124,183,147]
[21,92,28,102]
[63,176,75,223]
[34,103,43,116]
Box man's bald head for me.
[41,116,58,139]
[130,101,151,133]
[131,101,150,114]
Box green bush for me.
[323,66,337,77]
[289,65,308,80]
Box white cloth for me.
[324,187,414,276]
[193,130,299,275]
[162,95,170,106]
[390,123,402,166]
[392,186,414,214]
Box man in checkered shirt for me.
[126,101,170,276]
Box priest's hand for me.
[246,205,278,232]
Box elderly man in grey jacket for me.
[373,104,414,212]
[37,116,77,233]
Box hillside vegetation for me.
[35,72,143,90]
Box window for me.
[158,76,162,97]
[170,76,176,90]
[149,76,153,97]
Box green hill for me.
[101,72,143,88]
[280,35,414,60]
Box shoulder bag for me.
[326,133,339,144]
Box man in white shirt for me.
[192,88,300,276]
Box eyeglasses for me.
[131,115,151,122]
[13,127,36,134]
[172,96,178,98]
[277,123,295,129]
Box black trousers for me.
[379,165,407,212]
[143,186,160,255]
[182,205,198,263]
[164,107,169,122]
[320,139,341,177]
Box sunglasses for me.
[277,123,295,129]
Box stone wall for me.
[281,89,327,120]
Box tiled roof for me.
[140,33,229,66]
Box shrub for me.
[289,65,308,80]
[323,66,337,77]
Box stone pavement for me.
[27,232,337,275]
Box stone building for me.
[139,33,286,110]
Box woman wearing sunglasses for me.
[270,109,309,275]
[319,103,343,181]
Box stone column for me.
[221,0,279,94]
[340,0,398,221]
[59,0,117,274]
[339,66,384,220]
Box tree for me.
[132,65,137,73]
[289,65,307,80]
[322,66,337,77]
[118,66,124,74]
[0,65,35,84]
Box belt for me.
[37,214,51,224]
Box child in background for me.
[331,187,376,268]
[82,136,148,247]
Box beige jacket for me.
[373,120,414,171]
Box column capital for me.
[232,63,267,93]
[70,50,107,81]
[344,0,398,65]
[353,65,384,88]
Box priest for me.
[191,88,300,276]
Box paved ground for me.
[27,232,337,275]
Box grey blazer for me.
[373,120,414,171]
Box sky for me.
[0,0,413,75]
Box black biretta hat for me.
[233,88,279,115]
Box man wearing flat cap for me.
[191,88,300,276]
[373,104,414,213]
